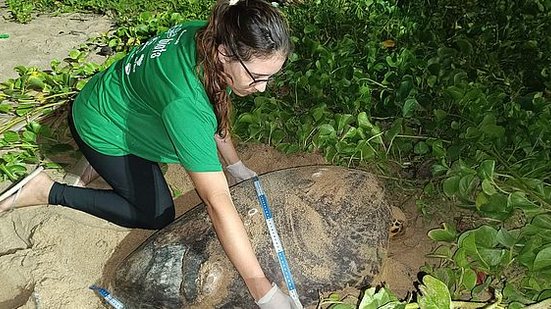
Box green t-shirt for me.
[72,20,222,172]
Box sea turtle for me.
[109,165,396,308]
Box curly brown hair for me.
[195,0,291,137]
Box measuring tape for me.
[252,176,303,309]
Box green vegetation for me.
[2,0,550,307]
[6,0,211,23]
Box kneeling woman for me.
[0,0,296,307]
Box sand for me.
[0,3,112,81]
[0,8,436,309]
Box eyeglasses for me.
[228,45,273,86]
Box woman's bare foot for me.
[0,172,54,213]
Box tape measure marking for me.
[252,176,303,308]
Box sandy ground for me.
[0,8,436,309]
[0,2,112,81]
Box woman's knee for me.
[139,204,175,229]
[151,207,175,229]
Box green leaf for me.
[427,58,440,75]
[22,130,36,142]
[312,105,328,122]
[431,267,456,291]
[253,96,272,106]
[288,52,299,62]
[336,114,354,133]
[453,248,469,268]
[533,246,551,271]
[68,49,81,59]
[402,98,417,118]
[433,109,447,121]
[443,176,460,197]
[318,124,336,136]
[518,238,542,268]
[357,141,375,159]
[357,112,373,130]
[428,223,457,242]
[7,164,27,175]
[496,228,518,248]
[456,226,511,270]
[481,179,497,195]
[458,233,490,270]
[431,164,448,176]
[396,76,414,101]
[445,85,464,101]
[358,287,380,309]
[427,75,437,87]
[532,215,551,229]
[437,46,458,59]
[478,248,507,267]
[386,55,398,68]
[15,104,33,116]
[479,193,512,220]
[481,124,505,139]
[478,160,495,179]
[508,191,537,210]
[472,225,499,248]
[325,293,341,302]
[414,141,429,155]
[335,140,355,154]
[0,103,12,113]
[76,79,88,91]
[453,72,468,85]
[418,275,452,309]
[358,287,401,309]
[503,284,534,305]
[464,127,481,139]
[463,268,477,290]
[3,131,20,143]
[237,113,255,124]
[27,121,42,134]
[537,290,551,301]
[304,24,317,34]
[359,85,371,96]
[342,127,357,139]
[429,139,446,158]
[356,127,367,140]
[27,76,45,90]
[430,245,452,259]
[475,192,489,210]
[385,118,403,143]
[458,174,477,197]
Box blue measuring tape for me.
[252,176,303,308]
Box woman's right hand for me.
[256,283,298,309]
[189,171,291,307]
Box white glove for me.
[226,160,257,182]
[256,283,298,309]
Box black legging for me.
[48,111,175,229]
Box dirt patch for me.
[375,195,438,298]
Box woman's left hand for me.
[226,160,257,182]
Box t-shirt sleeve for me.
[162,98,222,172]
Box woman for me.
[0,0,296,307]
